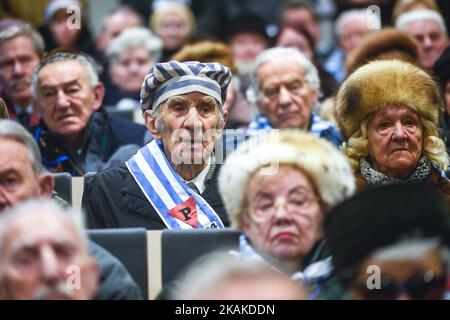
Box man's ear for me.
[144,110,162,140]
[38,173,55,199]
[92,82,105,111]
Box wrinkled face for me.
[257,55,317,129]
[146,92,226,165]
[340,18,370,56]
[229,32,268,63]
[276,28,314,62]
[156,13,190,50]
[0,35,40,107]
[351,249,447,300]
[0,212,98,300]
[109,47,154,93]
[366,105,423,179]
[0,137,53,212]
[49,10,80,48]
[97,12,142,52]
[403,19,449,70]
[36,60,103,143]
[242,166,324,266]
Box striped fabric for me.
[140,61,232,111]
[246,113,343,146]
[126,139,225,230]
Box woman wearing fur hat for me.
[335,59,450,205]
[218,130,356,299]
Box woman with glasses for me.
[218,130,356,299]
[325,182,450,300]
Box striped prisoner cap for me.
[140,60,232,111]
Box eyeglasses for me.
[353,273,448,300]
[248,193,320,220]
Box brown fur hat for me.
[336,59,443,139]
[346,28,420,74]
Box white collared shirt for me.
[182,158,212,194]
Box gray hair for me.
[0,24,45,56]
[0,199,88,275]
[247,47,320,105]
[0,119,42,175]
[105,27,163,66]
[172,251,305,300]
[396,9,448,35]
[32,52,100,98]
[335,9,371,38]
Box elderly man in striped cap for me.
[83,61,232,230]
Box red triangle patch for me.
[168,195,198,228]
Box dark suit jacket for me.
[82,162,230,229]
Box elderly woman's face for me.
[366,105,423,178]
[109,47,154,93]
[241,165,324,266]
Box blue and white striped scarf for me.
[126,140,225,229]
[246,113,343,146]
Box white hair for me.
[396,9,447,35]
[247,47,321,105]
[172,251,303,300]
[0,199,88,277]
[105,27,163,66]
[335,9,371,38]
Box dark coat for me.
[89,241,143,300]
[355,168,450,208]
[30,108,147,176]
[82,162,230,229]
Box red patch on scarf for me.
[168,195,198,228]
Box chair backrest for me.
[88,228,149,299]
[52,172,72,205]
[160,228,241,285]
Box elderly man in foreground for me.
[83,61,232,229]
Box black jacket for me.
[31,109,147,176]
[89,241,143,300]
[82,162,230,229]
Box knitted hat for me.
[140,60,232,111]
[325,182,450,285]
[335,59,443,139]
[218,130,355,227]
